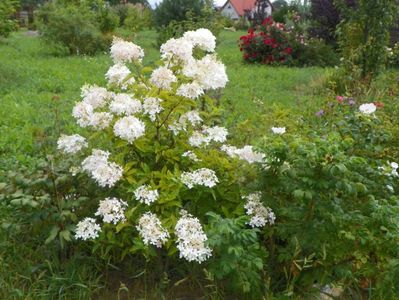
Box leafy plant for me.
[0,0,18,37]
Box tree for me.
[0,0,18,37]
[154,0,206,28]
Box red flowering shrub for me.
[239,17,293,64]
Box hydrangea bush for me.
[58,29,274,264]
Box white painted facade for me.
[221,1,240,20]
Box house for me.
[220,0,273,20]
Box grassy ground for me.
[0,29,327,168]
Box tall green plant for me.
[0,0,18,37]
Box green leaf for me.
[45,226,59,244]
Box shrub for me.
[53,30,273,299]
[153,0,205,28]
[0,0,18,38]
[258,98,399,298]
[124,4,153,32]
[239,16,294,64]
[35,2,115,55]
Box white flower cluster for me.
[143,97,163,121]
[181,168,219,189]
[175,210,212,263]
[380,161,399,177]
[106,64,131,87]
[136,212,170,247]
[243,193,275,228]
[81,84,112,109]
[159,28,228,92]
[150,66,177,90]
[134,185,159,205]
[169,110,202,135]
[188,126,228,147]
[72,102,113,130]
[57,134,87,154]
[95,197,128,224]
[182,151,200,162]
[110,37,144,64]
[221,145,265,164]
[75,217,101,240]
[109,93,142,116]
[81,149,123,187]
[359,103,377,115]
[271,127,286,135]
[113,116,146,143]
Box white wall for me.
[221,1,240,20]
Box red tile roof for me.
[223,0,257,16]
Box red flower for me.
[284,47,292,54]
[374,101,384,108]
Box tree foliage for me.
[0,0,18,37]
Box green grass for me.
[0,29,327,168]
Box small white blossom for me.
[387,185,394,192]
[169,110,203,135]
[175,210,212,263]
[221,145,265,164]
[113,116,146,143]
[188,131,210,147]
[160,37,193,63]
[184,54,228,90]
[95,197,128,224]
[176,82,204,99]
[181,168,218,189]
[143,97,163,121]
[106,64,131,86]
[359,103,377,115]
[72,102,94,128]
[57,134,87,154]
[204,126,228,143]
[109,93,142,116]
[89,112,113,130]
[183,28,216,52]
[81,84,111,109]
[137,212,169,247]
[243,192,275,228]
[134,185,159,205]
[150,66,177,90]
[75,217,101,240]
[271,127,286,135]
[110,37,144,64]
[82,149,123,187]
[182,151,200,162]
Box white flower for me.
[75,217,101,240]
[221,145,265,164]
[110,37,144,64]
[387,185,394,192]
[95,197,128,224]
[183,28,216,52]
[188,131,210,147]
[82,149,123,187]
[113,116,146,143]
[243,192,275,228]
[160,37,193,63]
[106,64,131,86]
[271,127,286,135]
[181,168,218,189]
[89,112,113,130]
[359,103,377,115]
[390,162,398,170]
[150,66,177,90]
[136,212,169,247]
[184,54,228,90]
[169,110,203,135]
[204,126,228,143]
[72,102,94,128]
[81,84,111,109]
[175,210,212,263]
[182,151,200,162]
[143,97,163,121]
[134,185,159,205]
[57,134,87,154]
[176,82,204,99]
[109,93,142,116]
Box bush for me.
[35,2,115,55]
[123,4,153,32]
[239,17,294,64]
[154,0,205,28]
[0,0,18,38]
[257,100,399,298]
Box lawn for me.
[0,29,327,168]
